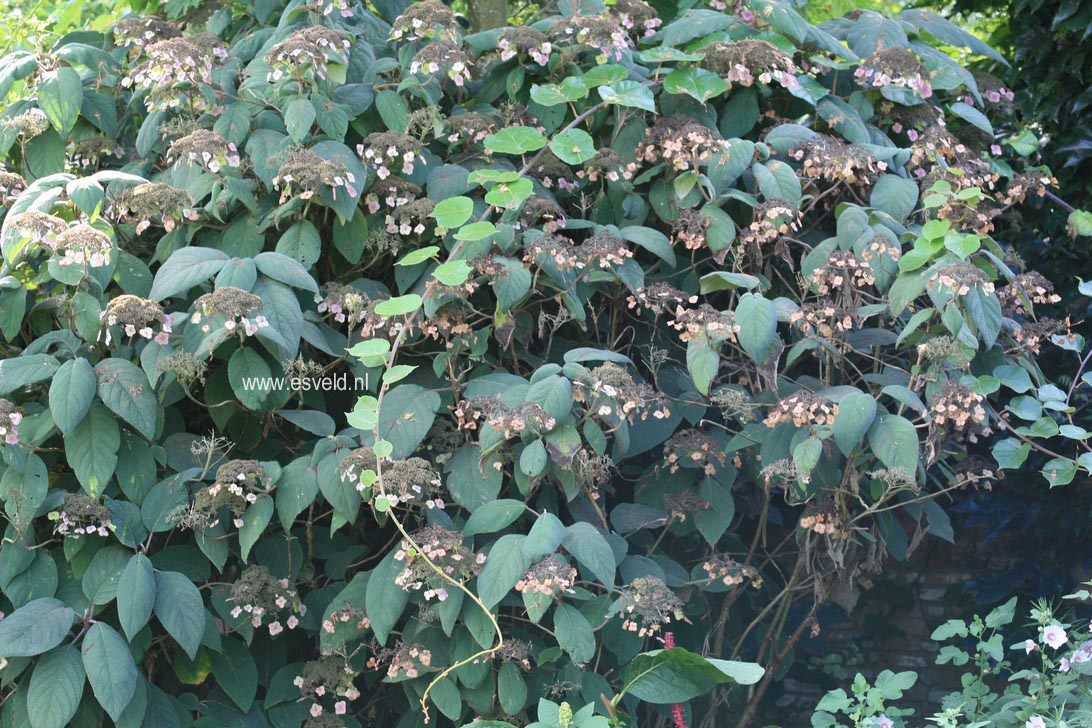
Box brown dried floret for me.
[577,231,633,269]
[856,47,932,97]
[527,150,575,190]
[702,554,763,588]
[929,381,987,429]
[637,115,729,171]
[671,207,710,250]
[799,494,840,535]
[101,294,164,328]
[627,282,698,316]
[1012,318,1064,354]
[998,271,1061,316]
[516,555,578,597]
[789,300,856,338]
[294,657,360,701]
[580,148,632,183]
[338,446,378,484]
[573,361,670,421]
[367,641,433,680]
[215,459,268,489]
[520,198,566,231]
[669,303,739,343]
[926,261,995,298]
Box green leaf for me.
[686,337,719,396]
[376,89,409,132]
[50,357,97,435]
[553,603,595,663]
[284,96,315,143]
[95,358,157,439]
[484,126,548,155]
[365,550,409,645]
[664,68,729,103]
[117,554,155,642]
[522,512,565,561]
[700,272,761,293]
[562,522,615,588]
[950,101,993,134]
[735,293,777,363]
[28,645,85,728]
[228,348,272,410]
[0,598,74,658]
[519,439,549,477]
[431,196,474,228]
[397,246,440,267]
[0,354,60,395]
[253,251,319,292]
[82,545,129,605]
[530,78,589,107]
[148,247,229,301]
[65,403,120,497]
[153,571,204,660]
[38,67,83,136]
[870,175,918,220]
[620,226,676,267]
[239,495,274,561]
[833,391,877,455]
[454,221,497,241]
[377,384,440,458]
[867,414,920,474]
[374,294,423,317]
[276,220,322,269]
[212,637,258,712]
[598,80,657,112]
[525,374,573,422]
[464,499,526,536]
[433,259,472,286]
[478,534,531,608]
[1068,209,1092,237]
[548,129,596,165]
[622,648,763,704]
[81,622,137,722]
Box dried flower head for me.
[613,0,661,38]
[410,41,472,87]
[167,129,241,173]
[799,494,840,535]
[191,286,269,336]
[790,135,886,186]
[367,641,433,680]
[266,27,351,83]
[8,211,67,244]
[637,115,730,172]
[1,109,49,138]
[701,40,799,90]
[550,15,632,63]
[443,112,497,146]
[113,16,181,50]
[155,351,208,387]
[376,457,443,509]
[69,136,126,171]
[498,26,552,64]
[47,224,114,268]
[393,526,484,601]
[357,132,423,179]
[856,47,932,98]
[113,182,197,234]
[702,554,763,588]
[0,169,26,205]
[122,38,217,112]
[515,555,578,597]
[664,429,727,476]
[929,381,987,429]
[389,0,457,41]
[926,261,995,298]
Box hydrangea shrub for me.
[0,1,1088,727]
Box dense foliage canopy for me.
[0,1,1089,727]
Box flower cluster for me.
[274,151,357,202]
[929,382,987,429]
[443,112,497,146]
[637,115,730,172]
[293,658,360,713]
[663,491,710,521]
[790,135,886,186]
[789,301,856,338]
[322,604,370,635]
[357,132,423,179]
[45,224,114,268]
[998,271,1061,316]
[386,198,434,237]
[498,27,552,64]
[855,48,933,98]
[573,362,671,422]
[764,391,839,428]
[485,401,557,438]
[410,41,472,87]
[738,199,799,261]
[367,642,433,680]
[516,555,579,597]
[49,493,113,538]
[113,16,180,50]
[389,0,457,41]
[9,209,64,243]
[70,136,126,171]
[316,284,371,326]
[550,16,632,64]
[376,457,444,509]
[702,554,763,589]
[527,151,576,191]
[701,40,799,90]
[0,109,49,139]
[577,232,633,270]
[171,460,266,530]
[1012,318,1064,354]
[99,295,172,346]
[670,208,711,250]
[393,526,484,601]
[669,304,740,344]
[0,168,25,205]
[191,286,269,337]
[810,251,875,296]
[664,429,727,476]
[167,129,241,173]
[926,261,996,299]
[710,387,758,423]
[614,0,662,38]
[580,149,632,183]
[266,27,350,84]
[627,283,699,316]
[122,38,217,112]
[228,565,306,634]
[0,399,21,446]
[113,182,198,234]
[615,576,687,638]
[799,495,840,535]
